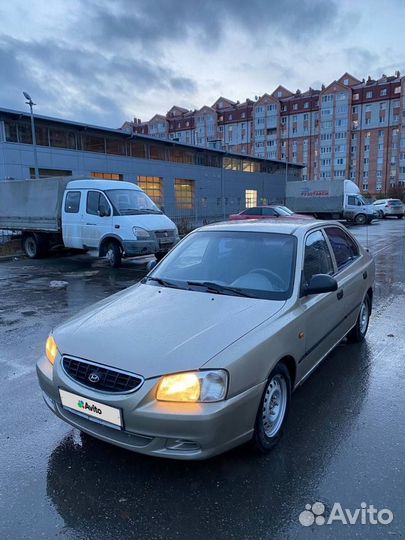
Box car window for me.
[303,230,334,285]
[153,231,297,300]
[86,191,111,216]
[242,208,261,215]
[64,191,81,213]
[324,227,359,270]
[262,208,278,216]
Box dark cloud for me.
[87,0,340,50]
[0,33,198,126]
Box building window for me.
[366,91,372,98]
[83,135,105,153]
[380,89,387,96]
[91,172,123,180]
[137,176,163,206]
[394,86,401,94]
[29,168,72,178]
[353,93,359,101]
[245,189,257,208]
[4,121,18,142]
[175,179,194,209]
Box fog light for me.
[166,439,200,451]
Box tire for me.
[22,233,47,258]
[347,295,370,343]
[251,362,291,453]
[354,213,367,225]
[106,241,122,268]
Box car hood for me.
[53,284,285,379]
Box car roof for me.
[198,218,341,236]
[243,205,282,209]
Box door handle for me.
[363,271,367,279]
[86,223,97,226]
[337,290,344,300]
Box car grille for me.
[155,230,175,240]
[62,357,143,393]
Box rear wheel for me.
[347,295,370,343]
[106,241,122,268]
[354,213,367,225]
[251,362,291,453]
[22,233,48,258]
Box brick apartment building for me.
[122,72,405,194]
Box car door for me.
[62,190,84,249]
[345,194,362,219]
[299,229,343,376]
[81,190,113,249]
[324,226,364,334]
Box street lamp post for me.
[23,92,39,179]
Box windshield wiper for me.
[143,276,188,290]
[186,281,253,298]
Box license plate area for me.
[59,388,123,430]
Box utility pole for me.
[23,92,39,179]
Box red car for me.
[229,205,314,221]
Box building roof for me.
[0,106,303,168]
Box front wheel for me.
[347,295,370,343]
[251,362,291,453]
[354,213,367,225]
[106,242,122,268]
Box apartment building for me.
[124,71,404,193]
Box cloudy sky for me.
[0,0,403,128]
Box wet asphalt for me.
[0,219,404,540]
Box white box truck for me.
[286,179,377,225]
[0,177,179,266]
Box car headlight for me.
[156,370,228,402]
[133,226,151,240]
[45,335,59,365]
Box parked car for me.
[372,199,404,219]
[229,205,313,220]
[37,219,374,460]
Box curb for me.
[0,253,22,262]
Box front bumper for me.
[122,240,157,257]
[36,355,264,460]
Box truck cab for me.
[342,180,377,225]
[62,180,179,266]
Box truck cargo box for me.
[286,179,345,214]
[0,177,71,232]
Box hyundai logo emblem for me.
[88,372,100,383]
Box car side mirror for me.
[146,259,157,273]
[303,274,338,296]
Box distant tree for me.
[387,185,405,202]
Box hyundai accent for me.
[37,219,375,459]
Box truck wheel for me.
[106,242,122,268]
[354,213,367,225]
[22,233,47,259]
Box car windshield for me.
[106,189,162,215]
[276,206,294,216]
[147,231,297,300]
